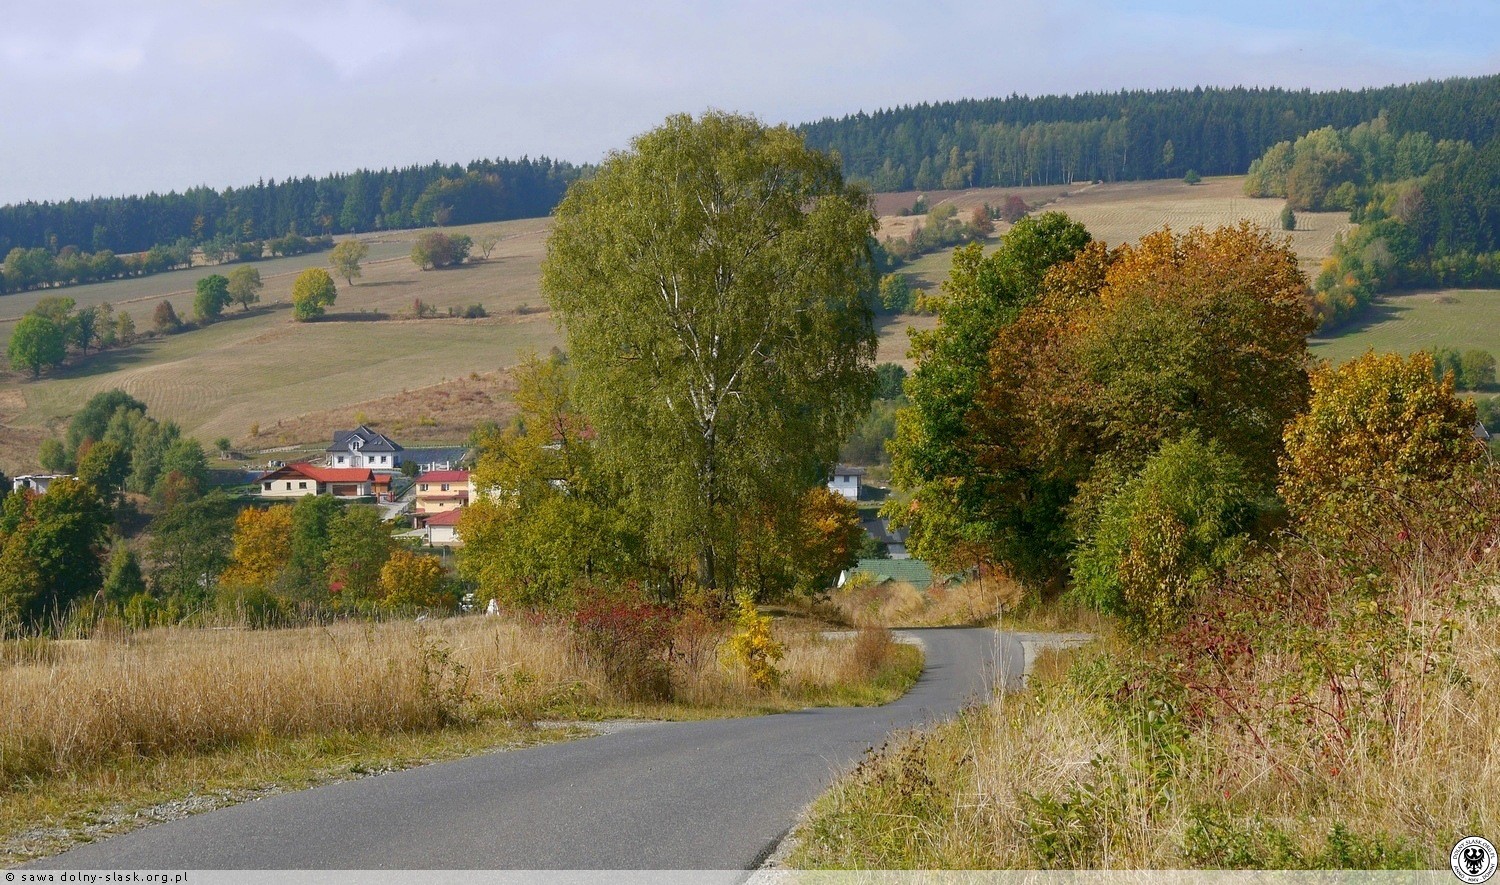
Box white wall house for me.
[11,474,70,494]
[259,464,377,499]
[828,465,865,501]
[423,508,463,546]
[326,425,404,472]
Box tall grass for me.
[1,615,918,789]
[794,487,1500,870]
[823,575,1026,628]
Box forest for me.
[0,157,584,258]
[798,74,1500,190]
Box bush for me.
[724,591,784,690]
[1183,169,1201,185]
[411,232,473,270]
[1071,434,1255,638]
[569,587,676,701]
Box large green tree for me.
[8,314,67,377]
[542,112,878,593]
[0,478,111,629]
[885,212,1092,579]
[194,274,231,322]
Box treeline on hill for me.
[799,75,1500,190]
[0,157,584,293]
[1245,115,1500,325]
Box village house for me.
[258,463,383,499]
[414,469,471,514]
[326,425,404,472]
[828,464,865,501]
[422,508,464,546]
[11,474,70,494]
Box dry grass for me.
[1,614,919,785]
[0,613,920,863]
[793,562,1500,870]
[822,577,1024,629]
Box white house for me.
[423,508,463,546]
[11,474,70,494]
[258,463,379,499]
[326,425,404,472]
[828,464,865,501]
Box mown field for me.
[895,176,1353,291]
[0,175,1408,473]
[1310,288,1500,364]
[0,218,556,472]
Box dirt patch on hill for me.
[244,369,519,450]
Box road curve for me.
[32,627,1020,870]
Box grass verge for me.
[2,615,923,863]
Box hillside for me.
[0,176,1383,473]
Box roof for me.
[418,470,471,483]
[860,516,909,546]
[424,509,464,527]
[852,558,933,590]
[264,463,375,483]
[327,425,404,454]
[832,464,867,477]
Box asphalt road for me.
[33,627,1020,870]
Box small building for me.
[861,515,910,559]
[422,508,464,546]
[828,464,865,501]
[414,470,471,514]
[326,425,404,472]
[840,558,935,591]
[11,474,70,494]
[259,463,380,499]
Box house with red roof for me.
[422,508,464,546]
[258,463,383,499]
[414,469,470,514]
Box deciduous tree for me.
[291,268,337,321]
[226,265,262,311]
[8,314,67,377]
[543,111,878,594]
[194,274,231,322]
[329,239,369,286]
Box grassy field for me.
[893,176,1353,291]
[1310,289,1500,365]
[0,176,1364,473]
[0,218,556,471]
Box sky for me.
[1,1,1496,205]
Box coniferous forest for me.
[797,75,1500,190]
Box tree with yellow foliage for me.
[219,505,293,590]
[380,548,450,609]
[1280,350,1483,526]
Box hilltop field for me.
[0,175,1483,474]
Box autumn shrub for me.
[724,591,785,690]
[568,587,676,701]
[1070,434,1257,638]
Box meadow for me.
[1310,288,1500,364]
[896,177,1353,291]
[0,175,1390,473]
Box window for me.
[263,482,271,491]
[420,484,429,492]
[380,456,388,463]
[336,456,345,465]
[285,482,293,490]
[441,483,450,491]
[299,482,308,490]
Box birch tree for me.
[542,112,877,594]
